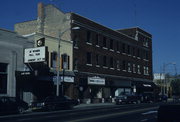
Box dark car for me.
[0,96,29,115]
[30,96,79,111]
[115,94,141,104]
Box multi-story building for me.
[15,3,155,103]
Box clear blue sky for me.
[0,0,179,75]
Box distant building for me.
[15,3,155,103]
[0,28,33,103]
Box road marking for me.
[69,107,158,122]
[142,110,157,115]
[141,119,148,121]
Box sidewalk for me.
[74,102,115,108]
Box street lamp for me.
[56,26,80,96]
[162,62,176,96]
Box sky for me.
[0,0,179,75]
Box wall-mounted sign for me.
[88,76,105,85]
[53,76,74,85]
[143,84,152,87]
[24,47,46,63]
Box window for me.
[122,43,126,53]
[128,62,131,72]
[51,52,57,68]
[0,63,8,94]
[110,57,114,68]
[73,35,78,47]
[117,42,120,52]
[133,64,136,73]
[132,47,136,56]
[95,34,100,46]
[137,65,141,74]
[137,49,140,58]
[74,59,78,70]
[145,51,149,60]
[96,54,100,66]
[127,45,130,55]
[103,37,107,48]
[86,31,92,43]
[122,60,126,71]
[103,56,107,67]
[110,39,114,50]
[144,66,149,75]
[117,60,120,70]
[86,52,92,65]
[61,54,70,70]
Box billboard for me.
[24,47,46,63]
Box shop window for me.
[86,52,92,65]
[0,63,8,94]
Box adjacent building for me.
[15,3,155,103]
[0,28,33,103]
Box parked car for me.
[30,96,79,111]
[115,94,141,105]
[0,96,29,115]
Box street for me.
[0,102,172,122]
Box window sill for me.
[96,45,100,48]
[103,66,108,69]
[96,65,100,67]
[86,64,92,66]
[103,47,108,50]
[122,70,127,72]
[110,49,114,52]
[74,46,79,49]
[110,68,115,70]
[86,42,92,45]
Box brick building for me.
[15,3,155,103]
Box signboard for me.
[88,76,105,85]
[53,76,74,85]
[24,47,46,63]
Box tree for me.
[171,79,180,96]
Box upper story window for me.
[73,35,79,48]
[86,52,92,65]
[133,64,136,73]
[74,59,78,70]
[116,60,120,70]
[132,47,136,56]
[137,49,140,58]
[96,54,100,66]
[128,62,131,72]
[144,66,149,75]
[50,51,57,68]
[103,56,107,67]
[61,54,70,70]
[86,30,92,44]
[143,38,149,47]
[127,45,131,55]
[110,39,114,50]
[137,65,141,74]
[110,57,114,68]
[0,63,8,94]
[117,41,120,52]
[122,43,126,53]
[122,60,126,71]
[95,34,100,46]
[103,37,107,48]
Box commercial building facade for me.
[15,3,155,103]
[0,28,33,103]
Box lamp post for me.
[56,26,80,96]
[162,62,176,96]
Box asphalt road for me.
[0,102,171,122]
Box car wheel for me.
[18,106,25,114]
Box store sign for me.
[143,84,152,87]
[24,47,46,63]
[88,76,105,85]
[53,76,74,85]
